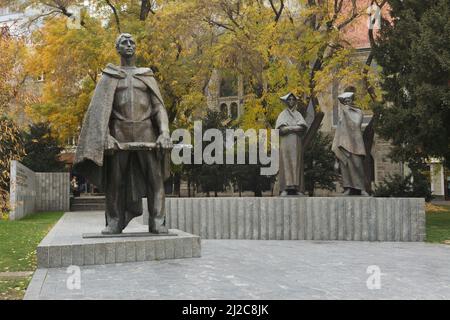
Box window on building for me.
[220,103,228,117]
[230,102,238,120]
[219,71,238,97]
[36,73,44,82]
[67,136,77,146]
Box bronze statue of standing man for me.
[275,93,308,196]
[74,33,172,234]
[332,86,369,196]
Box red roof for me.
[340,0,390,49]
[58,152,75,165]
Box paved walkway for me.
[25,240,450,300]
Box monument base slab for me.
[37,212,201,268]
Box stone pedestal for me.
[36,212,201,268]
[144,197,425,241]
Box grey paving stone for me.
[145,241,155,261]
[183,238,193,258]
[71,245,83,266]
[61,245,72,267]
[48,246,62,268]
[105,243,116,264]
[116,242,126,263]
[125,242,136,263]
[83,244,95,266]
[155,240,165,260]
[36,246,49,269]
[136,241,146,262]
[174,238,184,259]
[25,240,450,300]
[192,237,201,258]
[94,243,106,265]
[164,239,175,259]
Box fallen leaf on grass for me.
[426,203,448,213]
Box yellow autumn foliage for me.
[9,0,382,143]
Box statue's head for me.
[338,86,356,106]
[280,92,298,109]
[115,33,136,58]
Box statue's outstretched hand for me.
[156,133,173,150]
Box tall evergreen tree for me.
[182,110,231,197]
[372,0,450,167]
[21,122,65,172]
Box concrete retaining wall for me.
[9,161,37,220]
[9,161,70,220]
[144,197,426,241]
[36,173,70,212]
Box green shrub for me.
[374,172,432,202]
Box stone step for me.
[72,198,105,204]
[71,205,106,211]
[71,197,106,211]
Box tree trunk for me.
[187,177,191,198]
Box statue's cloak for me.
[331,105,366,164]
[73,64,170,220]
[331,105,367,190]
[275,108,307,192]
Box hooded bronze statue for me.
[331,86,370,196]
[275,93,308,196]
[73,33,172,234]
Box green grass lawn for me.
[0,211,63,300]
[0,278,31,300]
[426,205,450,243]
[0,212,64,272]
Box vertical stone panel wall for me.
[9,161,37,220]
[373,137,404,184]
[36,173,70,212]
[144,197,426,242]
[9,161,70,220]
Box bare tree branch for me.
[268,0,285,22]
[306,0,318,30]
[104,0,121,33]
[219,1,246,33]
[203,17,236,32]
[337,0,359,30]
[34,1,87,28]
[139,0,155,21]
[25,9,59,29]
